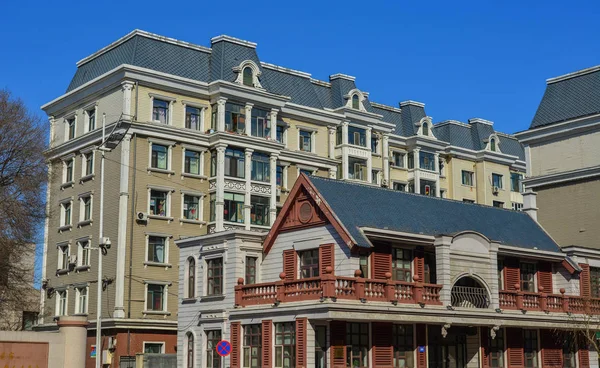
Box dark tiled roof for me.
[309,176,559,252]
[531,68,600,129]
[400,104,426,136]
[261,68,322,109]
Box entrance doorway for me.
[428,325,474,368]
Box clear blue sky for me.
[2,0,599,283]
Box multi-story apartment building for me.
[177,174,598,368]
[39,29,526,366]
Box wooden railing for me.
[235,268,442,307]
[499,285,600,314]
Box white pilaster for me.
[382,134,390,187]
[434,235,452,306]
[269,154,278,226]
[244,149,254,230]
[215,145,227,231]
[217,98,227,132]
[327,126,336,159]
[341,121,349,180]
[434,153,441,197]
[270,109,278,140]
[121,81,134,119]
[282,164,289,190]
[366,127,373,183]
[413,148,420,194]
[245,103,253,135]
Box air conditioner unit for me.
[136,212,148,222]
[68,255,78,265]
[108,337,117,350]
[276,188,282,196]
[492,186,500,194]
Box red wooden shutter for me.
[506,328,524,368]
[261,320,272,368]
[540,329,562,368]
[330,321,346,368]
[480,327,490,368]
[538,262,554,293]
[504,258,520,291]
[283,249,297,281]
[372,322,393,368]
[372,252,392,279]
[295,318,307,368]
[414,249,425,281]
[230,322,241,368]
[579,333,591,368]
[415,324,427,368]
[319,244,335,276]
[580,263,591,298]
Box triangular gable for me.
[263,174,356,254]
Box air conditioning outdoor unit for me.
[276,188,282,196]
[137,212,148,222]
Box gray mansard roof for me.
[68,30,524,159]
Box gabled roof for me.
[306,176,560,252]
[531,65,600,129]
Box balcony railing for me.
[451,286,490,309]
[235,268,442,308]
[499,285,600,314]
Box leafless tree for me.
[0,89,47,330]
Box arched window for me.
[186,332,194,368]
[187,257,195,298]
[490,138,496,151]
[352,94,360,109]
[243,67,253,87]
[422,122,429,136]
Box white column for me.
[200,107,206,132]
[434,153,441,197]
[244,149,253,230]
[413,148,420,194]
[282,164,289,190]
[217,98,227,132]
[341,121,349,180]
[434,236,452,306]
[270,109,278,141]
[366,127,372,183]
[215,145,227,231]
[121,81,134,119]
[269,154,278,226]
[382,134,390,187]
[245,103,253,135]
[328,126,336,159]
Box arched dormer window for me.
[243,67,253,87]
[186,257,195,298]
[490,138,496,152]
[352,94,360,109]
[186,332,194,368]
[422,122,429,136]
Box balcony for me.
[234,267,442,308]
[499,285,600,314]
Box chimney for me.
[522,189,538,221]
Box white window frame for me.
[147,186,174,220]
[74,286,89,315]
[143,341,166,354]
[461,170,475,187]
[78,193,93,224]
[59,198,73,229]
[61,155,76,186]
[80,149,95,179]
[77,238,91,268]
[182,101,207,132]
[184,331,197,368]
[149,93,176,125]
[143,282,171,314]
[512,202,523,211]
[57,242,70,271]
[203,254,225,297]
[64,114,77,141]
[492,173,504,189]
[84,104,98,133]
[371,169,381,185]
[180,190,205,224]
[144,233,171,266]
[297,127,316,153]
[148,139,175,174]
[296,165,317,178]
[181,146,206,178]
[184,257,197,299]
[55,289,68,316]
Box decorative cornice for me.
[210,35,257,48]
[329,73,355,82]
[310,79,331,87]
[468,118,494,126]
[400,100,425,108]
[370,102,402,113]
[523,165,600,188]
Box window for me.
[78,240,90,267]
[562,335,576,368]
[225,148,245,178]
[315,326,327,368]
[523,329,538,368]
[225,103,245,134]
[243,67,253,87]
[250,196,269,226]
[56,290,67,316]
[185,106,202,130]
[463,199,475,203]
[22,311,38,331]
[336,126,343,145]
[209,193,216,222]
[300,169,313,176]
[346,323,368,368]
[224,193,245,223]
[147,236,166,263]
[371,136,379,154]
[153,99,169,124]
[299,130,312,152]
[493,201,504,208]
[359,255,369,278]
[61,201,72,227]
[371,170,380,185]
[87,109,96,131]
[151,144,168,170]
[420,179,436,197]
[67,118,75,140]
[490,138,496,151]
[81,196,92,221]
[510,172,523,192]
[299,249,319,278]
[461,170,474,186]
[422,122,429,136]
[393,182,406,192]
[275,322,295,368]
[183,195,200,221]
[492,173,503,189]
[146,284,165,311]
[186,333,195,368]
[243,324,262,368]
[489,328,504,368]
[407,152,415,169]
[84,152,94,176]
[210,151,217,177]
[352,94,360,109]
[184,150,201,175]
[150,190,168,216]
[207,258,223,295]
[64,159,74,183]
[497,259,504,291]
[419,151,435,171]
[276,166,283,187]
[185,258,195,298]
[245,256,257,284]
[206,330,222,368]
[58,244,69,270]
[348,126,366,147]
[424,252,437,284]
[348,157,367,181]
[393,324,413,368]
[251,153,270,182]
[392,152,404,167]
[520,263,536,292]
[590,267,600,298]
[144,342,164,354]
[393,248,412,281]
[276,125,285,143]
[251,108,270,138]
[438,159,445,176]
[75,287,88,314]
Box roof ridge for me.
[546,64,600,84]
[310,79,331,87]
[260,62,311,78]
[370,102,401,113]
[210,34,257,48]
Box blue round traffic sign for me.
[216,340,231,357]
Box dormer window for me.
[243,67,253,87]
[422,122,429,136]
[352,94,360,109]
[490,138,496,151]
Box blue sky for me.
[2,0,599,283]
